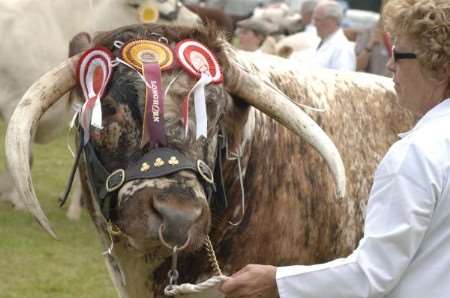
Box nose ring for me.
[158,224,191,251]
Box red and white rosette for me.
[175,40,223,139]
[175,39,222,83]
[77,47,113,144]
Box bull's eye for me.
[102,104,117,117]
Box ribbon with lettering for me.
[175,40,222,139]
[142,61,167,147]
[121,40,174,147]
[77,47,114,144]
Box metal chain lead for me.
[163,237,226,296]
[167,246,179,289]
[204,236,222,276]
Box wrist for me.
[364,46,373,53]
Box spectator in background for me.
[300,0,318,34]
[235,18,274,52]
[355,20,392,76]
[312,1,356,71]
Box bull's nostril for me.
[152,192,203,248]
[158,224,191,251]
[152,193,202,223]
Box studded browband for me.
[100,147,214,198]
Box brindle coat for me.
[73,24,414,297]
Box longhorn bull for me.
[5,24,413,298]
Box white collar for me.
[321,28,344,45]
[398,98,450,139]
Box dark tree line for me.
[348,0,382,12]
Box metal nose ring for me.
[158,224,191,251]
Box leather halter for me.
[60,123,229,221]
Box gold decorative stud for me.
[168,156,179,166]
[140,162,150,172]
[154,157,165,167]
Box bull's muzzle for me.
[153,192,202,248]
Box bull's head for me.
[6,24,345,255]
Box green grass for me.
[0,123,115,298]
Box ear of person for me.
[433,66,450,86]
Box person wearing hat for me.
[300,0,318,34]
[235,18,273,52]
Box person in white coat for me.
[219,0,450,297]
[300,0,318,35]
[311,1,355,71]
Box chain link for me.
[167,246,179,287]
[204,236,222,276]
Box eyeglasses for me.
[392,46,417,63]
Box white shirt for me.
[304,24,317,35]
[276,98,450,298]
[313,28,356,71]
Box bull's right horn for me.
[5,55,80,238]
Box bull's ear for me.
[69,32,92,57]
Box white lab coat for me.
[313,28,356,71]
[276,98,450,298]
[304,24,317,35]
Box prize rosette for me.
[121,40,174,72]
[175,39,223,84]
[175,40,222,139]
[77,47,114,144]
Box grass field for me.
[0,123,116,298]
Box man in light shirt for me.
[312,1,355,70]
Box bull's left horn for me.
[223,46,346,198]
[5,55,80,238]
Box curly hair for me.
[383,0,450,78]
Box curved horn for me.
[5,55,80,238]
[222,46,346,198]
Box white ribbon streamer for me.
[193,72,212,139]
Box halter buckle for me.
[105,169,126,192]
[197,160,214,185]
